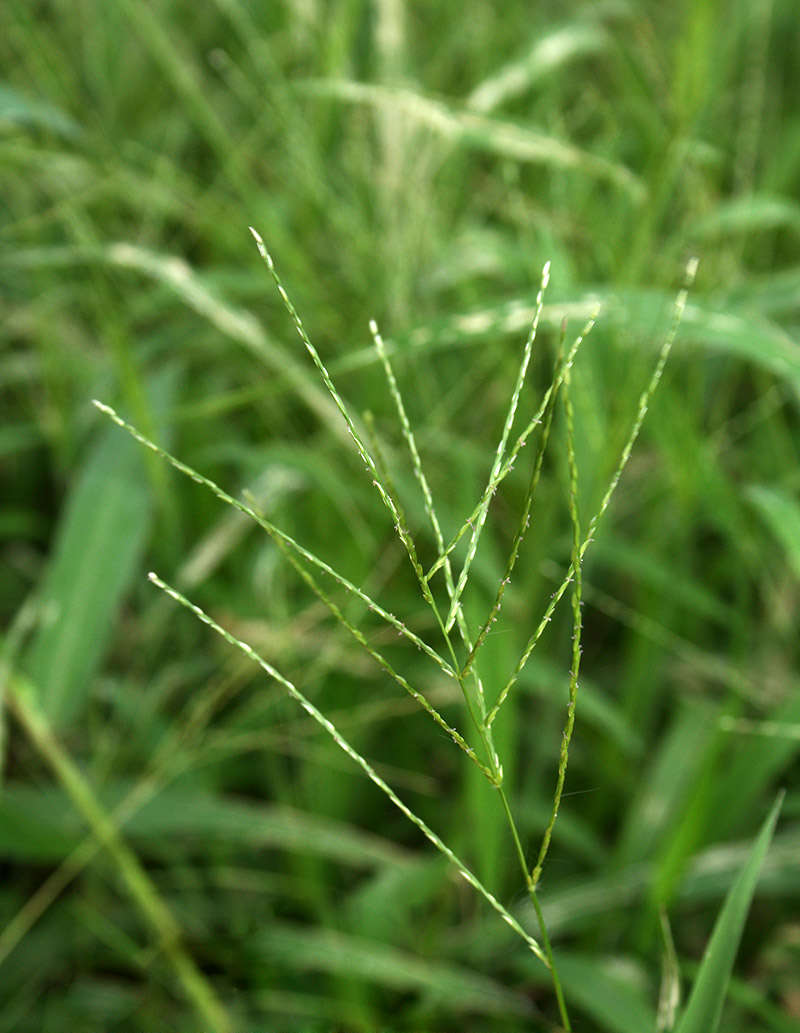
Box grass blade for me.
[252,922,533,1017]
[300,79,644,199]
[0,82,81,137]
[0,783,413,869]
[673,791,784,1033]
[467,23,610,113]
[23,374,175,727]
[531,364,584,887]
[657,910,681,1032]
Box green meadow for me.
[2,2,799,1030]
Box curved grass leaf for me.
[467,23,610,112]
[690,195,800,239]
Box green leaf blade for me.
[24,428,152,727]
[674,791,784,1033]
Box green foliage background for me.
[1,1,799,1030]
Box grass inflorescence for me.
[92,240,697,1031]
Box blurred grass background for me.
[2,0,799,1030]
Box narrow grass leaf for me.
[657,910,681,1032]
[345,857,446,941]
[673,791,784,1033]
[360,280,800,397]
[115,0,238,169]
[0,83,81,137]
[250,988,366,1027]
[690,194,800,239]
[710,685,800,840]
[467,23,610,113]
[105,240,350,442]
[611,288,800,395]
[615,701,717,867]
[23,379,170,727]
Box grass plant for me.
[2,2,799,1030]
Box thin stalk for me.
[495,781,571,1031]
[528,885,572,1031]
[531,367,583,889]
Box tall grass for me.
[2,1,799,1030]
